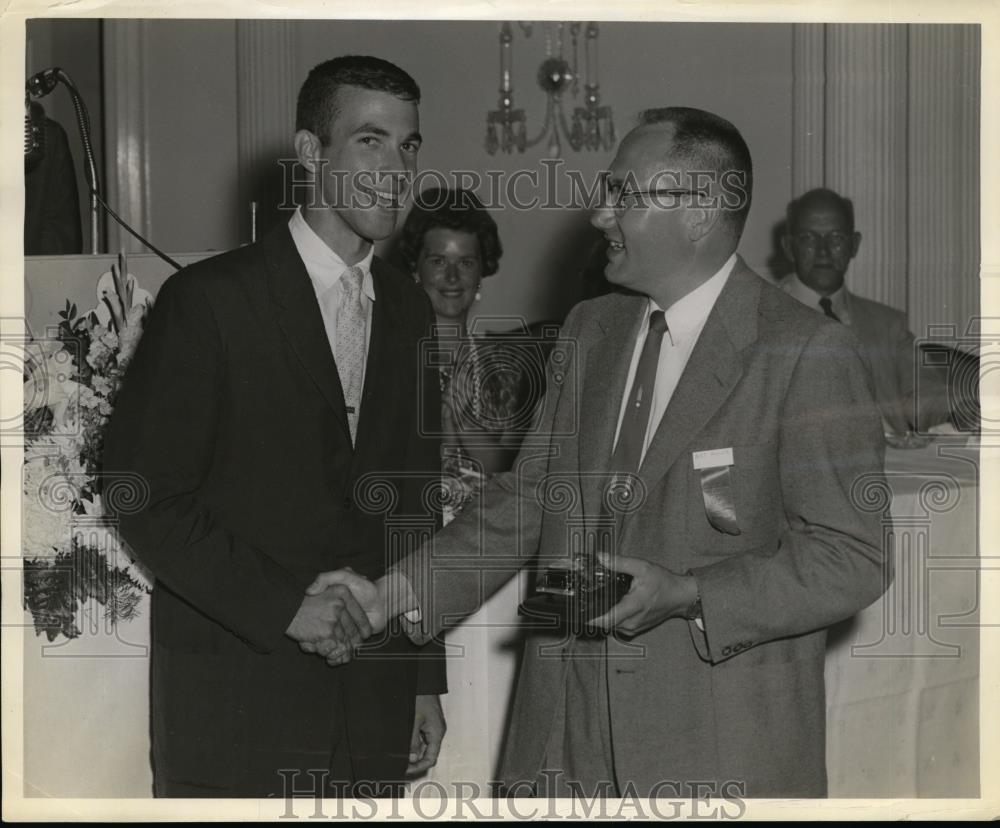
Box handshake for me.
[284,568,409,665]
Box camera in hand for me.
[518,553,632,634]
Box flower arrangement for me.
[22,253,155,641]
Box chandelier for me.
[485,22,616,158]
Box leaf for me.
[119,251,135,313]
[23,555,82,641]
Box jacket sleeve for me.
[409,301,449,693]
[394,305,585,645]
[690,322,892,664]
[103,270,304,653]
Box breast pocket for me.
[685,441,783,556]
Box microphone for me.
[27,67,61,98]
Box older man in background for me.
[780,187,953,435]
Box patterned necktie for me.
[334,264,367,444]
[819,296,841,322]
[612,310,669,474]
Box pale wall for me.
[28,20,794,325]
[294,21,794,324]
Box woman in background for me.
[399,187,542,523]
[397,187,545,788]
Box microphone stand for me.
[28,68,101,255]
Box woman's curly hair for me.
[398,187,503,277]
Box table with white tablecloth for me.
[824,437,981,797]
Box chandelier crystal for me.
[485,22,616,158]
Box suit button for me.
[722,646,732,657]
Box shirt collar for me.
[288,207,376,301]
[650,253,737,346]
[784,274,850,322]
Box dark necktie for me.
[586,310,669,618]
[819,296,841,322]
[611,310,669,474]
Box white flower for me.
[21,452,75,556]
[118,306,148,364]
[78,385,99,409]
[28,429,85,473]
[100,329,119,350]
[86,330,112,372]
[90,265,153,332]
[91,375,113,397]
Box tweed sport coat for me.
[398,258,890,797]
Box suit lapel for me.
[264,225,352,444]
[635,259,761,497]
[579,292,647,519]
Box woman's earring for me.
[412,272,421,285]
[475,283,483,302]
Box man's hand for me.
[588,552,698,637]
[286,581,373,666]
[306,568,388,636]
[407,694,446,776]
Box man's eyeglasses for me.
[600,181,707,214]
[791,231,853,253]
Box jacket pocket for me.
[686,441,783,556]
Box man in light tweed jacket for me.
[312,107,891,798]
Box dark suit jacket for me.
[104,223,444,796]
[24,116,82,255]
[398,259,889,797]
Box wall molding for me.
[101,20,150,255]
[791,24,825,197]
[235,20,297,244]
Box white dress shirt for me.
[613,254,737,463]
[288,207,377,391]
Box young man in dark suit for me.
[104,56,445,798]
